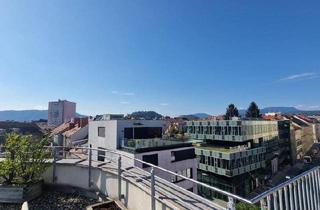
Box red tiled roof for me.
[51,123,70,136]
[63,126,81,138]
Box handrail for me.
[46,145,252,204]
[250,165,320,203]
[45,145,320,207]
[97,156,225,210]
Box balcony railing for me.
[39,145,320,210]
[121,138,189,150]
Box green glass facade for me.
[187,119,293,197]
[196,146,266,177]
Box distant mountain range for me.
[192,113,211,118]
[182,107,320,119]
[179,113,211,120]
[239,107,320,116]
[0,107,319,122]
[0,110,85,122]
[126,111,163,120]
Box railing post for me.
[273,192,278,210]
[278,189,283,210]
[88,144,92,188]
[52,143,56,184]
[289,184,294,210]
[311,171,318,209]
[118,155,122,200]
[284,186,289,210]
[302,177,307,210]
[314,170,320,208]
[316,170,320,209]
[267,194,272,210]
[227,197,235,210]
[308,174,314,210]
[260,198,267,210]
[21,201,29,210]
[297,180,303,210]
[293,182,298,210]
[151,167,156,210]
[305,176,311,210]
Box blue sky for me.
[0,1,319,116]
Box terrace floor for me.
[0,190,99,210]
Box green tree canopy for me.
[236,202,260,210]
[246,102,261,118]
[0,133,51,185]
[225,104,239,120]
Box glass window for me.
[98,127,105,137]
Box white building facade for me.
[89,118,198,193]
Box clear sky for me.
[0,0,319,116]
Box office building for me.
[186,119,292,197]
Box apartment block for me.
[48,100,76,126]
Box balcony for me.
[120,138,191,152]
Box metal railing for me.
[251,166,320,210]
[46,145,320,210]
[121,138,189,150]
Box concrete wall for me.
[43,164,177,210]
[70,125,88,142]
[63,101,76,123]
[301,126,316,154]
[89,120,118,160]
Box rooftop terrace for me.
[1,146,320,210]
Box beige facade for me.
[48,100,76,126]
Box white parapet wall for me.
[42,160,205,210]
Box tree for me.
[126,111,163,120]
[225,104,239,120]
[0,133,51,185]
[246,102,261,118]
[236,202,260,210]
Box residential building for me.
[289,115,316,155]
[51,117,88,148]
[309,116,320,142]
[48,100,76,126]
[290,124,303,161]
[263,114,316,162]
[88,115,198,193]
